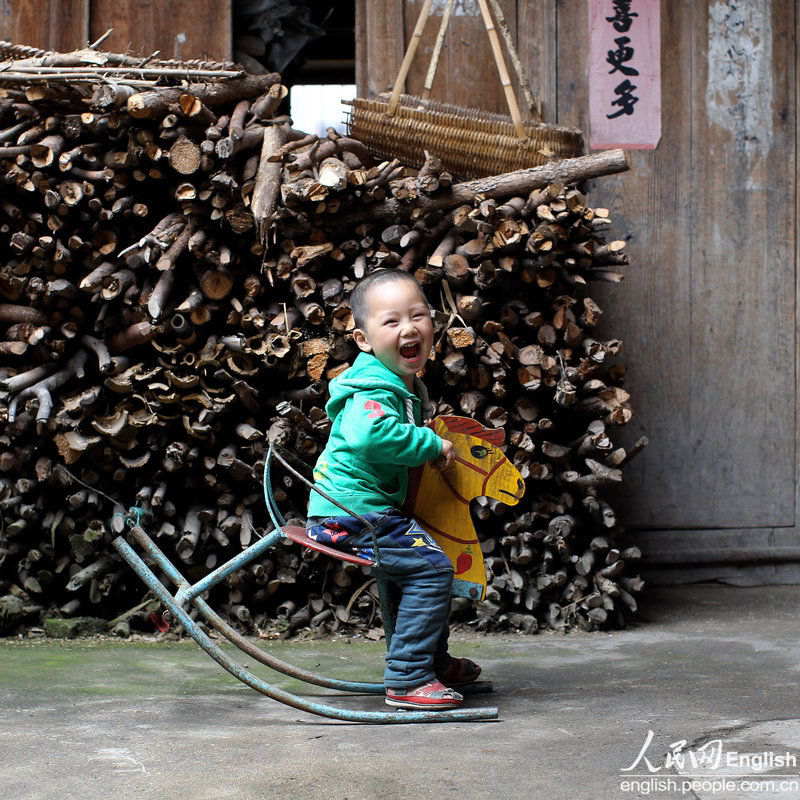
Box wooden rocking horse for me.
[113,416,524,724]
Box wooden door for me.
[556,0,798,567]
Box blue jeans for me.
[306,509,453,689]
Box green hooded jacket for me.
[306,352,443,519]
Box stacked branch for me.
[0,56,643,637]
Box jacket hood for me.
[326,352,433,422]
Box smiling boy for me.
[305,269,481,709]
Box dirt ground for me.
[3,584,800,800]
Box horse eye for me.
[471,446,489,458]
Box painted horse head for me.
[431,416,525,508]
[405,416,526,599]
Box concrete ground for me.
[2,584,800,800]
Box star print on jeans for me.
[405,519,443,552]
[364,400,385,418]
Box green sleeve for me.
[340,390,443,466]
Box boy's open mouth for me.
[399,342,421,359]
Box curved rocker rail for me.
[125,525,492,697]
[113,531,499,724]
[197,599,493,696]
[127,525,384,694]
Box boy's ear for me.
[352,328,372,353]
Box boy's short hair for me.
[350,269,428,330]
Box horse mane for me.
[438,415,506,447]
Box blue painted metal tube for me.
[113,536,498,724]
[129,526,494,698]
[129,526,185,585]
[128,526,385,694]
[263,447,287,532]
[129,527,492,697]
[175,528,284,607]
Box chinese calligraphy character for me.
[606,36,639,76]
[621,730,662,773]
[606,0,638,33]
[607,79,639,118]
[621,731,725,774]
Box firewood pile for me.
[0,45,645,638]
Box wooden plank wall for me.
[358,0,800,570]
[356,0,540,117]
[0,0,88,51]
[0,0,231,60]
[355,0,405,98]
[557,0,796,567]
[89,1,232,62]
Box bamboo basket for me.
[346,93,583,181]
[346,0,583,181]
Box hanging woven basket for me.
[346,0,583,181]
[346,93,583,181]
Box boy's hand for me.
[432,438,455,471]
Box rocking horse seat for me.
[283,526,483,600]
[282,525,376,567]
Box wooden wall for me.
[2,1,796,573]
[0,0,232,60]
[357,0,800,574]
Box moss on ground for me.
[0,632,502,698]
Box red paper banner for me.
[588,0,661,150]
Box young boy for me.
[305,269,481,710]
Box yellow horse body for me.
[406,416,526,600]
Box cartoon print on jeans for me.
[308,521,349,544]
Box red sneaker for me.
[385,680,464,710]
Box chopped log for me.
[251,84,288,120]
[168,136,202,175]
[318,157,349,190]
[0,304,47,324]
[127,73,281,118]
[156,218,197,271]
[200,268,234,300]
[109,321,156,352]
[251,123,289,237]
[331,150,630,225]
[65,556,114,591]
